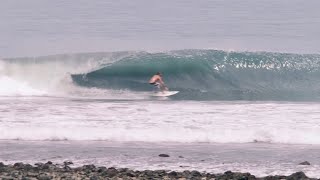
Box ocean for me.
[1,0,320,178]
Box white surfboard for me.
[152,91,179,97]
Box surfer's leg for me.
[153,82,161,91]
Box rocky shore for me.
[0,161,317,180]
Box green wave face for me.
[71,50,320,101]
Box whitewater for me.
[1,51,320,177]
[2,0,320,178]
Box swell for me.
[72,50,320,101]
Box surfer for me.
[149,72,168,91]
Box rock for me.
[63,165,72,172]
[287,171,309,180]
[220,171,236,179]
[178,156,184,158]
[153,170,166,178]
[299,161,311,165]
[105,167,118,178]
[168,171,178,177]
[10,170,20,178]
[0,162,5,167]
[142,170,155,178]
[90,175,98,180]
[13,162,25,170]
[154,170,166,175]
[82,164,96,172]
[182,170,191,177]
[24,164,33,171]
[158,154,170,157]
[63,161,73,166]
[179,165,190,168]
[35,162,44,167]
[97,166,107,173]
[118,168,129,173]
[37,173,53,180]
[21,177,31,180]
[233,172,255,180]
[27,172,38,177]
[126,172,135,177]
[263,175,286,180]
[45,161,53,165]
[0,176,15,180]
[191,170,202,177]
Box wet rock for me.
[118,168,129,173]
[299,161,311,165]
[158,153,170,157]
[287,171,309,180]
[154,170,166,176]
[178,155,184,158]
[182,170,191,177]
[126,171,135,177]
[24,164,33,171]
[35,162,44,167]
[13,162,25,170]
[82,164,96,172]
[191,170,202,177]
[168,171,178,177]
[105,167,118,178]
[63,165,72,172]
[97,166,107,173]
[45,161,53,165]
[63,161,73,166]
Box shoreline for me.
[0,161,316,180]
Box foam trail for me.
[0,52,132,97]
[0,76,46,96]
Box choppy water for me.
[1,0,320,177]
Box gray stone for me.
[45,161,53,165]
[10,170,20,178]
[27,172,38,177]
[299,161,311,165]
[0,176,15,180]
[63,161,73,166]
[191,170,202,177]
[287,171,308,180]
[158,154,170,157]
[168,171,178,177]
[37,173,53,180]
[105,167,118,178]
[82,164,96,172]
[13,162,24,169]
[90,175,98,180]
[97,166,107,173]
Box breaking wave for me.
[2,49,320,100]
